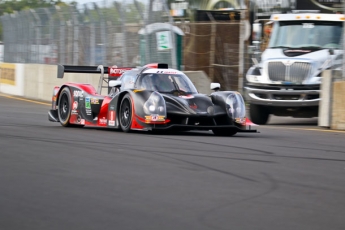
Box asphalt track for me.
[1,94,345,230]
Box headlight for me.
[246,67,261,83]
[225,93,246,124]
[143,92,166,122]
[246,74,260,83]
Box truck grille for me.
[267,62,311,83]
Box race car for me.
[48,63,258,136]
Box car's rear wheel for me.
[119,94,132,132]
[249,104,270,125]
[212,129,237,136]
[58,87,72,127]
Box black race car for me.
[48,63,258,136]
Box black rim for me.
[120,98,131,129]
[59,93,69,121]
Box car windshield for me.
[269,20,343,49]
[139,73,198,94]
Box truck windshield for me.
[269,20,343,49]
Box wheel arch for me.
[116,91,133,119]
[55,85,71,107]
[55,83,98,107]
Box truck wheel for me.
[249,104,269,125]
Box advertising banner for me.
[0,63,24,96]
[0,63,16,85]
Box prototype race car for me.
[48,63,257,136]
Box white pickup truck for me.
[245,12,343,124]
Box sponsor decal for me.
[73,90,83,97]
[156,70,177,74]
[109,68,126,75]
[108,110,115,126]
[86,109,92,116]
[72,101,79,114]
[0,63,16,85]
[85,97,91,109]
[72,101,78,110]
[91,98,99,104]
[108,67,131,77]
[99,117,107,125]
[145,114,165,123]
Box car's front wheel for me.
[119,94,133,132]
[58,87,72,127]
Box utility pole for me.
[238,0,250,93]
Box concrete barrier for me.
[318,70,342,128]
[0,63,214,101]
[23,64,104,101]
[331,81,345,130]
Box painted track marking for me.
[0,94,51,106]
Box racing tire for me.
[119,94,133,132]
[212,129,237,137]
[58,87,72,127]
[249,104,269,125]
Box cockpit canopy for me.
[138,73,198,94]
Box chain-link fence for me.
[1,0,177,67]
[1,0,251,91]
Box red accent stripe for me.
[130,97,145,130]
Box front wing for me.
[147,124,258,132]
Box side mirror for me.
[252,22,262,44]
[210,83,220,91]
[109,80,122,88]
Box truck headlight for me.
[143,92,166,122]
[246,67,262,83]
[246,74,261,83]
[226,93,246,124]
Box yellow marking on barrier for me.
[0,94,50,106]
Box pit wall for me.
[0,63,213,102]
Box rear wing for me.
[57,65,133,78]
[57,64,133,94]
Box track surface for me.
[1,95,345,230]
